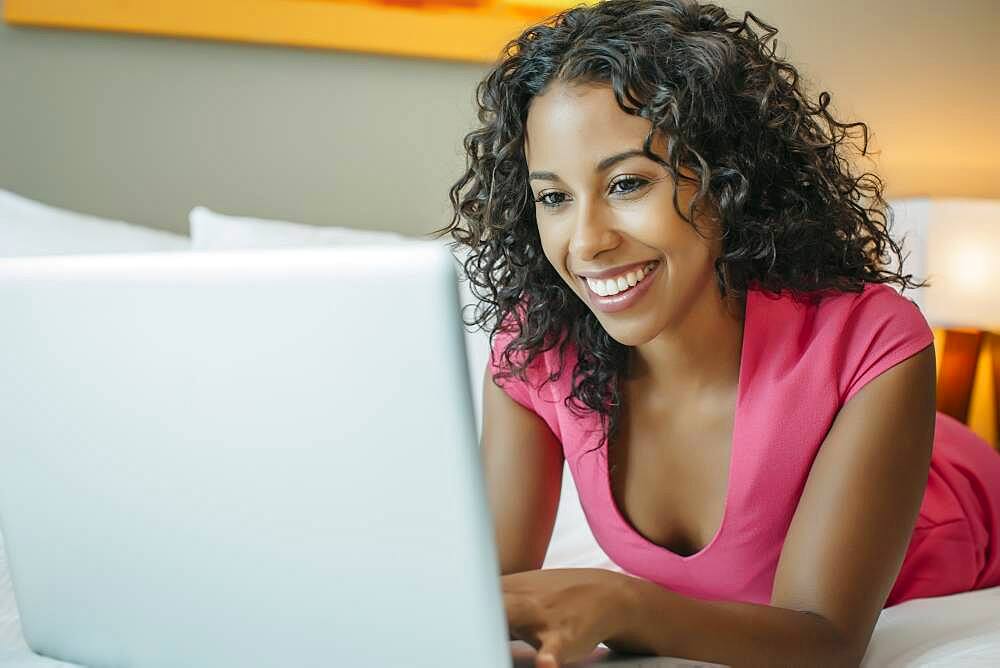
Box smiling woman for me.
[433,0,1000,666]
[524,83,733,342]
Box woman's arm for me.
[601,344,938,667]
[481,364,565,576]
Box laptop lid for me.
[0,244,511,667]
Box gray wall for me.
[0,0,487,236]
[2,0,998,237]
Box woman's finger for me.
[535,631,563,668]
[536,652,559,668]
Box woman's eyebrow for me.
[528,170,561,183]
[595,149,648,172]
[528,149,650,182]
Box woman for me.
[436,0,1000,665]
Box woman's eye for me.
[535,192,567,209]
[609,176,648,195]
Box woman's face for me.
[524,81,724,346]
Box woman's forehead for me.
[524,83,663,168]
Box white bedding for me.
[861,585,1000,666]
[2,532,997,668]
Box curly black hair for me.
[430,0,927,451]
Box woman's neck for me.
[627,286,746,403]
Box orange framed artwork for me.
[3,0,590,62]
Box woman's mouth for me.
[580,261,661,314]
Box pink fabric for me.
[489,282,1000,608]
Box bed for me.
[1,189,998,666]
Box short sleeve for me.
[487,325,536,412]
[839,284,935,406]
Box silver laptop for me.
[0,243,544,667]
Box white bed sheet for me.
[0,533,26,654]
[2,525,997,668]
[861,585,1000,666]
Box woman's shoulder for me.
[820,280,921,312]
[751,281,928,337]
[815,282,930,344]
[746,281,933,405]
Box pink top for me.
[489,282,1000,607]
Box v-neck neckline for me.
[599,288,753,561]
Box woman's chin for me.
[594,317,659,347]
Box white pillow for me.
[0,189,188,257]
[189,206,410,249]
[189,205,492,425]
[188,206,616,572]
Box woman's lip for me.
[581,260,661,314]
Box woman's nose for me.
[568,202,619,261]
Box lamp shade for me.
[889,198,1000,331]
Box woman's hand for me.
[502,567,635,667]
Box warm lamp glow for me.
[891,199,1000,331]
[890,198,1000,448]
[947,248,989,293]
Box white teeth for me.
[585,262,657,297]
